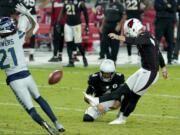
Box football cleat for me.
[64,63,75,67]
[48,57,59,62]
[42,121,59,135]
[83,57,88,67]
[109,116,127,125]
[29,54,34,61]
[83,92,99,106]
[54,121,65,133]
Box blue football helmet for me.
[0,17,16,34]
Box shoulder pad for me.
[116,73,122,76]
[90,73,98,78]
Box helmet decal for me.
[128,19,134,28]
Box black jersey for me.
[0,0,19,17]
[21,0,36,15]
[86,72,125,97]
[125,32,166,71]
[63,0,88,26]
[121,0,142,19]
[104,1,125,23]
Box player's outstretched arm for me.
[108,33,126,42]
[15,3,39,38]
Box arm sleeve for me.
[80,1,89,26]
[159,50,166,68]
[86,76,95,95]
[125,35,151,46]
[121,74,125,83]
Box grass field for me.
[0,65,180,135]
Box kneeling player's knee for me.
[83,114,94,122]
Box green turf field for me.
[0,66,180,135]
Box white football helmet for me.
[124,18,143,37]
[100,59,116,82]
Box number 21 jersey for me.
[0,32,27,76]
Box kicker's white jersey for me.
[0,31,28,76]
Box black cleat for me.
[29,54,34,61]
[58,128,65,132]
[42,121,59,135]
[48,57,59,62]
[83,57,88,67]
[64,63,75,67]
[58,56,62,61]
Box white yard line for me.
[0,129,46,135]
[0,102,179,120]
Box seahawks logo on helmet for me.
[0,17,16,34]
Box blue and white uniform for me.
[0,31,40,110]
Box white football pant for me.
[64,24,82,43]
[126,68,159,96]
[9,75,40,110]
[84,100,115,119]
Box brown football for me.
[48,70,63,85]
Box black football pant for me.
[99,83,141,117]
[155,18,174,63]
[173,21,180,60]
[67,41,74,64]
[126,43,132,56]
[99,33,105,58]
[53,24,64,57]
[102,23,120,62]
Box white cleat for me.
[83,92,99,106]
[109,117,127,125]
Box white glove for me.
[16,3,39,34]
[15,3,32,17]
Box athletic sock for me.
[28,108,44,125]
[35,96,57,122]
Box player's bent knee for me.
[83,114,94,122]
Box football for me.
[48,70,63,85]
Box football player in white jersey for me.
[0,4,64,135]
[18,0,38,61]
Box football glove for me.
[15,3,39,34]
[15,3,32,17]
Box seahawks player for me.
[18,0,38,61]
[84,18,168,125]
[0,4,64,135]
[57,0,89,67]
[83,59,125,122]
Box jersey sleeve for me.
[116,73,125,84]
[79,1,89,25]
[85,74,96,95]
[125,33,152,46]
[17,31,26,45]
[18,15,30,33]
